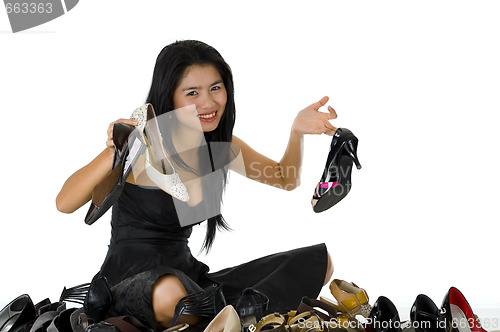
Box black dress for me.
[97,182,327,329]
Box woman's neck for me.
[171,122,206,154]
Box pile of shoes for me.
[0,295,89,332]
[216,279,370,332]
[201,282,493,332]
[1,281,493,332]
[367,287,489,332]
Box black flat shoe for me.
[311,128,361,213]
[0,294,35,332]
[410,294,446,332]
[366,296,401,332]
[441,287,486,332]
[84,122,146,225]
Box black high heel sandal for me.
[312,128,361,213]
[84,123,146,225]
[410,294,446,332]
[170,284,226,328]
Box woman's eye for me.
[211,86,221,91]
[186,91,198,96]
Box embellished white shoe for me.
[130,104,190,202]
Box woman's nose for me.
[198,92,216,110]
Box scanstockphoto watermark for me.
[3,0,79,33]
[248,161,354,191]
[357,318,500,331]
[248,317,500,332]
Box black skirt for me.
[106,243,327,329]
[100,184,328,329]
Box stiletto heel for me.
[130,104,190,202]
[345,140,362,170]
[311,128,362,213]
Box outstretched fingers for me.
[311,96,330,111]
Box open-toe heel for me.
[312,128,361,213]
[170,284,226,328]
[321,279,371,320]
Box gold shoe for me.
[320,279,371,319]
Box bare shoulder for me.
[231,135,251,150]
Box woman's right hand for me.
[106,118,138,151]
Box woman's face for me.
[173,64,227,132]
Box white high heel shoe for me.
[130,104,190,202]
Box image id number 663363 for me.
[5,2,53,14]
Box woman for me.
[56,40,337,330]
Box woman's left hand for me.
[291,96,338,136]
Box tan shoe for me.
[204,305,241,332]
[321,279,371,319]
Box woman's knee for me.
[152,275,188,328]
[323,251,334,286]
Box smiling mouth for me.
[197,111,217,119]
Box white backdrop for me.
[1,0,499,323]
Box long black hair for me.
[146,40,235,252]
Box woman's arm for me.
[56,148,114,213]
[55,118,137,213]
[232,96,337,191]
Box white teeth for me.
[198,112,216,119]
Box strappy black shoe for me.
[312,128,361,213]
[235,288,269,331]
[59,276,113,324]
[410,294,446,332]
[170,284,226,328]
[84,122,146,225]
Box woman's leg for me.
[152,275,199,329]
[323,250,334,286]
